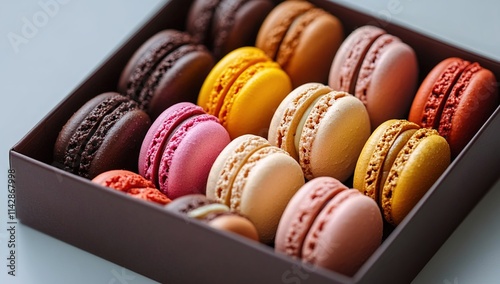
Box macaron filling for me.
[187,203,230,219]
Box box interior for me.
[10,0,500,283]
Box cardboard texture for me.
[9,0,500,283]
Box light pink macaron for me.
[275,176,383,276]
[139,102,231,199]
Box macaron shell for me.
[232,147,305,244]
[146,47,214,118]
[301,189,382,276]
[268,82,331,160]
[206,134,270,204]
[139,103,205,186]
[185,0,221,47]
[256,0,314,61]
[198,47,268,112]
[275,177,348,257]
[408,57,469,129]
[329,25,385,94]
[208,214,260,242]
[89,109,150,178]
[439,64,499,157]
[299,93,370,181]
[355,34,418,129]
[353,119,420,201]
[160,117,231,199]
[381,129,450,225]
[92,170,155,192]
[278,9,343,87]
[221,61,292,138]
[211,0,273,59]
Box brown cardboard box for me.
[9,0,500,283]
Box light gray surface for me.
[1,0,499,283]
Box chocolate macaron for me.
[54,92,150,179]
[118,29,214,118]
[186,0,274,59]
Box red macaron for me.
[409,57,499,157]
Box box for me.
[9,0,500,283]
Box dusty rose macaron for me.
[268,82,371,182]
[118,29,214,118]
[165,194,259,241]
[139,102,231,199]
[186,0,274,59]
[329,25,418,129]
[408,57,499,157]
[92,170,171,205]
[275,177,383,276]
[256,0,344,87]
[206,134,305,244]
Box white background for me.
[1,0,499,283]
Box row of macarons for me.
[117,0,498,156]
[54,90,448,277]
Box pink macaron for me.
[139,102,231,199]
[275,176,383,276]
[329,25,418,130]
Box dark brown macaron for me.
[408,57,499,157]
[186,0,274,59]
[165,194,259,241]
[53,92,151,179]
[118,29,214,119]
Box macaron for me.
[268,82,371,181]
[53,92,151,179]
[256,0,343,88]
[329,25,418,129]
[197,46,292,139]
[206,134,305,244]
[92,170,171,205]
[118,29,214,118]
[408,57,499,157]
[186,0,274,59]
[275,177,383,276]
[353,119,451,226]
[138,102,231,199]
[165,194,259,241]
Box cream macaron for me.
[206,134,305,244]
[268,82,371,181]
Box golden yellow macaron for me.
[353,119,451,226]
[198,47,292,139]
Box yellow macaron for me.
[353,119,451,225]
[198,47,292,139]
